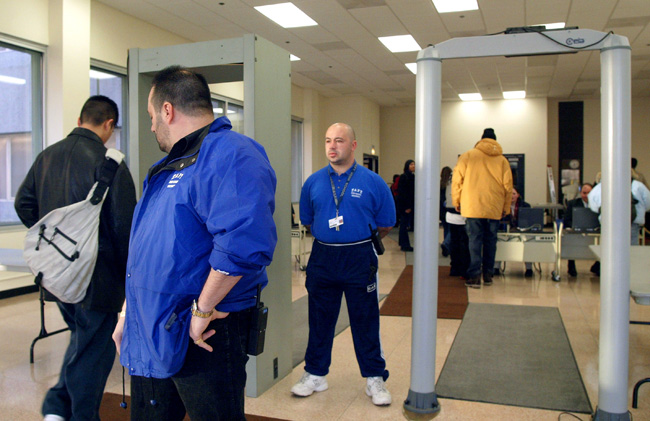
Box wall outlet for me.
[273,357,278,379]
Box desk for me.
[0,248,69,363]
[495,229,558,278]
[590,245,650,408]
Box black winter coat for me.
[14,127,136,312]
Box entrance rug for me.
[379,265,468,319]
[435,303,592,413]
[292,293,386,368]
[100,392,287,421]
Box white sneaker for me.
[291,371,328,397]
[44,415,65,421]
[366,376,392,406]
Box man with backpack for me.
[14,96,136,421]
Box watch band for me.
[191,299,214,318]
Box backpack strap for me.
[90,148,125,205]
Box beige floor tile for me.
[3,232,650,420]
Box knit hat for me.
[482,128,496,140]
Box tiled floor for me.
[2,233,650,420]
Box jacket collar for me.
[69,127,104,144]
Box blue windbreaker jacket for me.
[120,117,277,378]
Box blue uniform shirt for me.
[300,161,395,243]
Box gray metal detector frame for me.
[408,29,631,420]
[127,34,292,398]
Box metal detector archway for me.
[407,29,631,420]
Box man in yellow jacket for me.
[451,128,513,288]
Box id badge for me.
[328,215,344,229]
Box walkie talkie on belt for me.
[247,283,268,356]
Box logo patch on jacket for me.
[351,188,363,198]
[167,173,184,189]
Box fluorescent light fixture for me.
[543,22,565,30]
[378,35,421,53]
[0,74,26,85]
[213,107,223,114]
[89,69,117,80]
[459,93,482,101]
[290,54,301,61]
[405,63,417,74]
[254,2,317,28]
[432,0,478,14]
[503,90,526,99]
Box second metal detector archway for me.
[406,29,631,421]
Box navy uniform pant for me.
[304,240,388,380]
[42,302,117,421]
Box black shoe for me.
[568,268,577,277]
[401,246,414,252]
[465,276,481,289]
[590,261,600,276]
[441,244,449,257]
[483,273,493,286]
[493,268,501,276]
[524,269,533,278]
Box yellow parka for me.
[451,138,513,220]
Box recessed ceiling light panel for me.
[290,54,301,61]
[432,0,478,14]
[405,63,417,74]
[459,93,482,101]
[503,90,526,99]
[378,35,421,53]
[255,2,317,28]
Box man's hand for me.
[455,206,460,213]
[189,310,230,352]
[112,315,126,355]
[405,208,412,214]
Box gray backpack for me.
[23,149,124,303]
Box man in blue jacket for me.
[112,66,277,420]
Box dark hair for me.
[482,128,496,140]
[403,159,414,173]
[393,174,400,182]
[79,95,118,127]
[581,182,593,190]
[440,166,452,188]
[151,65,213,116]
[632,158,638,169]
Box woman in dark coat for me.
[397,159,415,251]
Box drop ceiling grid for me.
[348,5,408,37]
[384,0,450,46]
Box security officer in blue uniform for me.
[293,122,395,406]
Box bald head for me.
[328,123,356,141]
[325,122,357,174]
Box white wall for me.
[380,98,549,205]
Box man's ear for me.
[162,102,174,124]
[103,119,114,131]
[77,117,82,127]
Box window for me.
[0,41,43,226]
[291,118,303,202]
[210,95,244,134]
[90,64,127,154]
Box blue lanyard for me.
[328,163,357,215]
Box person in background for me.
[494,188,534,277]
[113,66,277,420]
[391,173,400,227]
[293,122,395,406]
[564,183,593,277]
[632,157,648,189]
[397,159,415,252]
[444,169,470,277]
[440,166,453,257]
[588,177,650,246]
[15,96,136,421]
[452,128,512,289]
